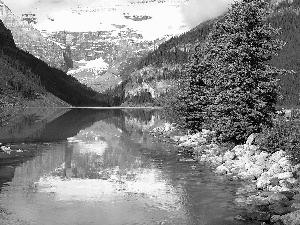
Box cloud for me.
[2,0,91,14]
[2,0,39,13]
[181,0,234,28]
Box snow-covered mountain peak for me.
[1,0,189,40]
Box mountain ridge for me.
[0,19,112,107]
[120,0,300,107]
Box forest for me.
[117,0,300,107]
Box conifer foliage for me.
[183,0,289,144]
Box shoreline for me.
[1,106,162,109]
[150,123,300,225]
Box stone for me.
[234,214,253,221]
[254,151,269,167]
[267,163,283,177]
[244,144,259,153]
[209,156,223,166]
[279,180,293,189]
[270,177,280,186]
[232,145,247,157]
[292,203,300,209]
[260,191,274,197]
[235,197,247,205]
[246,133,259,145]
[179,135,190,142]
[237,185,257,195]
[278,157,292,172]
[295,171,300,179]
[246,166,264,179]
[293,194,300,201]
[268,193,289,204]
[281,191,295,200]
[277,172,294,180]
[287,178,298,185]
[223,151,235,161]
[270,151,286,163]
[215,165,229,175]
[257,173,271,189]
[284,109,292,119]
[268,186,291,192]
[269,204,294,215]
[257,212,271,221]
[230,167,240,174]
[281,210,300,225]
[293,164,300,172]
[246,195,270,206]
[239,171,255,180]
[270,215,281,223]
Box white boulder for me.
[277,172,294,180]
[256,173,271,189]
[216,165,229,175]
[223,151,235,161]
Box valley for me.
[1,0,300,108]
[2,1,300,225]
[0,0,188,96]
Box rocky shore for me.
[151,125,300,225]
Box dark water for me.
[0,108,257,225]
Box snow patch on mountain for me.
[67,58,109,75]
[2,0,189,40]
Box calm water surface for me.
[0,108,257,225]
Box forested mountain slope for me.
[0,0,67,70]
[0,19,110,107]
[121,0,300,107]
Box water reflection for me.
[0,108,251,225]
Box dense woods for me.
[120,0,300,108]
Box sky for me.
[2,0,234,39]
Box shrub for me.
[259,119,300,165]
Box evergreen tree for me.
[183,0,289,144]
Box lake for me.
[0,108,258,225]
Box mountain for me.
[0,19,68,107]
[121,0,300,107]
[0,19,111,107]
[62,28,172,93]
[0,1,68,70]
[1,0,188,94]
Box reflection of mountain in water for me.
[0,108,68,143]
[0,108,189,225]
[0,108,165,190]
[0,108,163,143]
[0,108,169,194]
